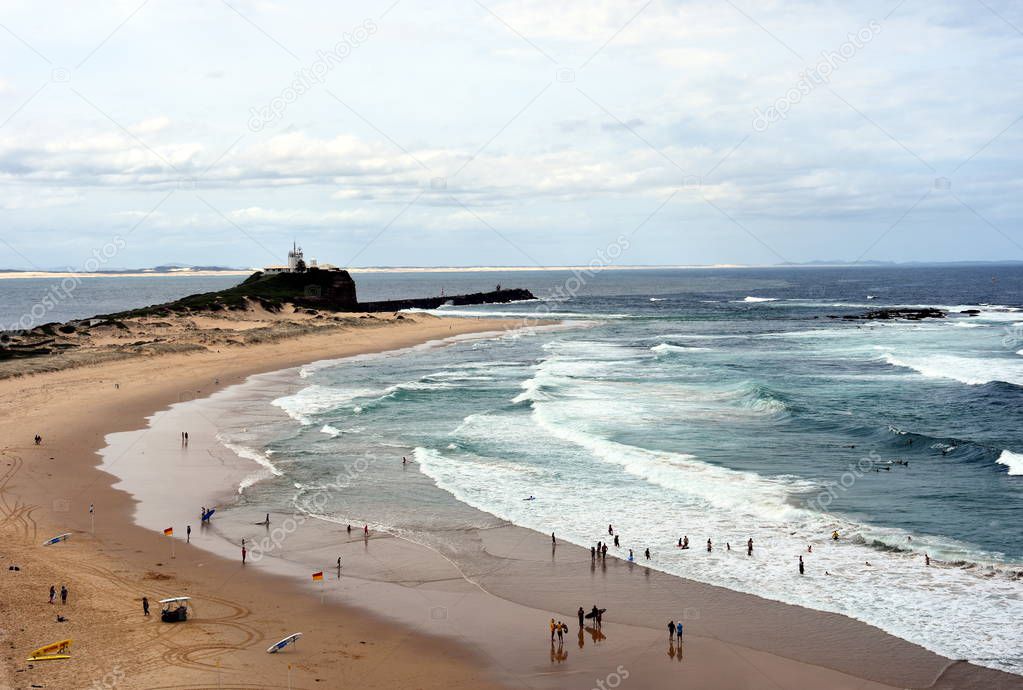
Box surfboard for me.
[267,632,302,653]
[42,533,71,546]
[27,639,72,660]
[201,508,216,521]
[583,608,607,620]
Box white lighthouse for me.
[287,242,304,271]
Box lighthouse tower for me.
[287,242,304,272]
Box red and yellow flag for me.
[163,527,173,536]
[311,571,323,581]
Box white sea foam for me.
[272,385,381,424]
[650,343,713,355]
[996,450,1023,476]
[737,296,778,303]
[218,436,283,492]
[882,353,1023,387]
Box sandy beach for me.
[0,309,1019,690]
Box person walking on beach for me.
[668,620,675,639]
[798,555,805,575]
[186,525,191,543]
[49,585,55,604]
[337,555,342,575]
[556,622,564,644]
[60,585,68,605]
[747,538,753,556]
[645,548,650,559]
[591,546,596,560]
[184,432,189,445]
[34,434,41,445]
[578,607,585,629]
[676,621,684,639]
[550,618,556,641]
[602,543,608,558]
[551,532,556,545]
[628,549,634,561]
[364,525,369,536]
[142,596,150,616]
[613,534,620,547]
[347,524,352,535]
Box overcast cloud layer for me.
[1,0,1021,269]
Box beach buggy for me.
[159,596,191,623]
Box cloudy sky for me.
[1,0,1021,269]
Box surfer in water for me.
[747,538,753,556]
[645,548,650,559]
[707,538,712,552]
[682,536,689,549]
[613,534,620,547]
[798,555,805,575]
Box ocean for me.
[15,266,1023,673]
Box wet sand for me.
[1,313,1019,689]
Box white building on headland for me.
[263,243,340,274]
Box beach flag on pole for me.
[311,571,324,581]
[164,527,174,536]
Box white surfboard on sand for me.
[267,632,302,653]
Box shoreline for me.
[1,315,1018,689]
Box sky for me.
[0,0,1021,270]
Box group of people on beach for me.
[180,431,189,446]
[47,584,68,605]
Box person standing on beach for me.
[347,524,352,535]
[602,543,608,558]
[242,544,247,564]
[184,432,189,445]
[676,621,683,639]
[49,585,55,604]
[798,555,805,575]
[591,546,596,560]
[551,532,556,545]
[613,534,620,547]
[747,538,753,556]
[645,548,650,559]
[668,620,675,639]
[186,525,191,543]
[578,607,585,629]
[550,618,556,641]
[60,585,68,605]
[142,597,149,616]
[556,622,564,644]
[337,555,342,575]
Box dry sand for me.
[0,307,1018,690]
